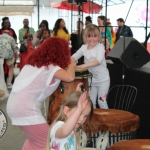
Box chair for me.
[106,85,138,147]
[106,85,137,111]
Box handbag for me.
[20,43,27,53]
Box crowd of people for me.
[0,15,134,150]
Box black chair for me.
[107,85,137,111]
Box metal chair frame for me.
[106,85,137,111]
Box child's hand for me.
[77,91,88,113]
[76,82,83,91]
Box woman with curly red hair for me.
[6,37,75,150]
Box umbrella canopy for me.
[51,1,102,13]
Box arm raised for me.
[55,91,88,138]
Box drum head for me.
[75,68,87,72]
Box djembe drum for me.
[47,68,92,125]
[84,109,140,148]
[107,139,150,150]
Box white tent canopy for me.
[0,6,34,16]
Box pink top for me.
[7,64,61,126]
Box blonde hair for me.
[46,91,93,150]
[83,24,101,43]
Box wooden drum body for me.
[47,68,92,125]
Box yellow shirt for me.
[52,29,70,41]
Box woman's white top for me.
[50,121,76,150]
[6,64,61,125]
[72,43,110,85]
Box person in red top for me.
[0,17,17,87]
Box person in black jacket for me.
[116,18,133,42]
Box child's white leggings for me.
[89,79,110,108]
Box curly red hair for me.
[26,37,71,69]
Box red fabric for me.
[20,123,49,150]
[51,1,102,13]
[0,28,17,39]
[20,52,28,70]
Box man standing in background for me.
[19,19,35,70]
[116,18,133,42]
[19,18,35,47]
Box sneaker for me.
[7,84,12,90]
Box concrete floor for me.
[0,96,26,150]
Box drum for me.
[84,109,140,148]
[107,139,150,150]
[47,68,92,125]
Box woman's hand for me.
[77,91,88,113]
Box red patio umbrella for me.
[51,1,102,13]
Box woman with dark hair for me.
[97,15,112,57]
[97,15,112,48]
[70,21,84,55]
[85,16,92,27]
[7,37,76,150]
[0,17,17,42]
[70,21,84,64]
[32,20,49,48]
[106,22,116,48]
[40,29,51,44]
[52,18,70,41]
